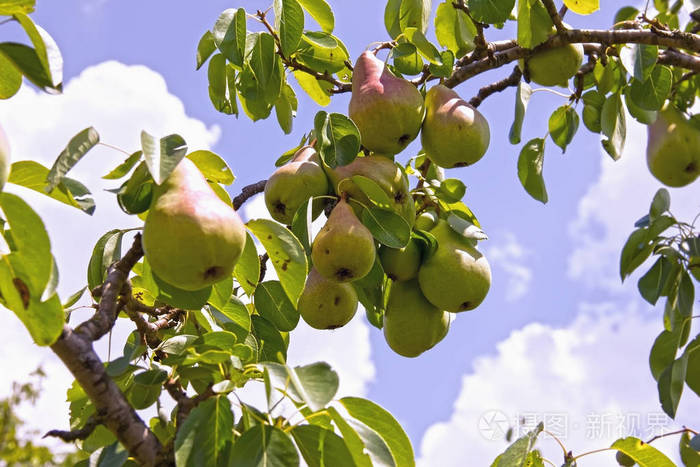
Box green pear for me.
[311,197,376,282]
[298,268,359,329]
[349,51,424,155]
[520,43,584,87]
[421,85,490,168]
[143,158,247,291]
[418,220,491,312]
[379,239,421,281]
[415,210,438,231]
[383,279,450,358]
[0,123,10,192]
[264,146,329,224]
[646,105,700,187]
[329,155,415,227]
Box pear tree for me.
[1,0,700,465]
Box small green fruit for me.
[418,220,491,312]
[646,105,700,187]
[311,198,376,282]
[264,146,329,224]
[383,279,450,358]
[520,43,584,87]
[421,85,490,168]
[415,210,439,231]
[349,51,424,155]
[298,268,359,329]
[0,124,10,192]
[143,158,247,291]
[379,239,421,281]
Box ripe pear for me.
[418,220,491,312]
[415,210,439,231]
[298,268,359,329]
[264,146,329,224]
[329,155,415,227]
[646,105,700,187]
[143,158,246,291]
[421,85,490,168]
[379,239,422,281]
[520,43,584,87]
[311,197,376,282]
[0,123,10,192]
[349,51,424,155]
[383,279,450,358]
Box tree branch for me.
[469,66,523,107]
[233,179,267,211]
[542,0,566,32]
[44,414,102,442]
[164,378,215,429]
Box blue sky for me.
[1,0,699,465]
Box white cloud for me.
[567,117,700,292]
[484,232,533,302]
[418,304,700,466]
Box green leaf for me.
[403,27,442,65]
[237,33,284,121]
[629,65,672,111]
[637,256,673,305]
[0,0,35,15]
[437,179,466,203]
[247,219,308,305]
[0,52,22,99]
[399,0,431,33]
[619,44,658,82]
[213,8,247,67]
[128,369,166,409]
[338,397,414,467]
[0,43,52,89]
[252,315,288,363]
[208,54,238,116]
[139,259,211,310]
[159,335,198,356]
[116,161,153,214]
[435,1,476,57]
[174,396,234,467]
[8,160,95,214]
[264,361,339,411]
[187,150,234,185]
[295,32,349,74]
[563,0,599,15]
[548,106,579,153]
[677,270,694,318]
[517,138,547,203]
[196,30,216,70]
[509,81,532,144]
[428,50,454,78]
[619,228,654,281]
[254,281,300,332]
[351,257,385,325]
[326,407,374,467]
[46,127,99,191]
[13,13,62,89]
[0,193,63,345]
[275,83,298,135]
[140,131,188,185]
[291,425,355,467]
[361,206,411,248]
[649,188,670,221]
[314,111,361,168]
[649,329,680,381]
[624,86,657,124]
[62,286,86,308]
[208,277,234,311]
[517,0,553,49]
[601,92,626,160]
[230,425,299,467]
[614,6,639,25]
[392,43,424,76]
[685,334,700,397]
[351,176,393,209]
[594,59,623,95]
[468,0,515,24]
[87,230,125,292]
[274,0,304,58]
[582,90,604,133]
[384,0,403,38]
[611,437,675,467]
[297,0,334,32]
[680,431,700,467]
[657,353,687,418]
[493,422,543,467]
[102,151,142,180]
[233,232,260,297]
[294,71,332,106]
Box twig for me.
[542,0,566,32]
[164,378,215,429]
[44,415,102,441]
[469,66,522,107]
[259,253,269,283]
[232,180,267,210]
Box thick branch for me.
[125,294,184,349]
[469,66,523,107]
[233,179,267,210]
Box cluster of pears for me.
[349,51,491,168]
[0,123,10,192]
[142,158,247,291]
[646,104,700,188]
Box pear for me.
[142,158,246,291]
[298,268,359,329]
[421,85,490,168]
[311,197,376,282]
[520,43,584,87]
[383,279,450,358]
[418,220,491,312]
[379,239,421,281]
[0,124,10,192]
[329,155,415,227]
[646,105,700,187]
[348,51,424,155]
[264,146,329,224]
[414,210,439,231]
